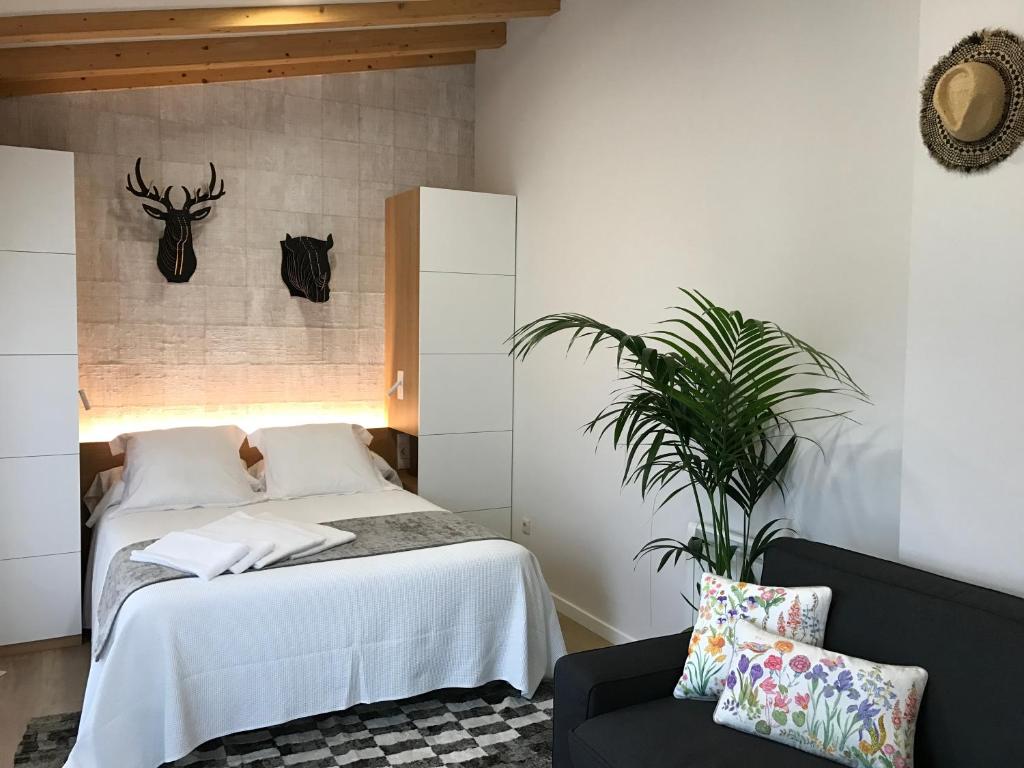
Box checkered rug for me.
[14,681,554,767]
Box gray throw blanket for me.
[93,510,501,660]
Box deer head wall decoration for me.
[126,158,226,283]
[281,233,334,303]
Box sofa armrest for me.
[552,630,691,768]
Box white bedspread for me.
[66,489,566,768]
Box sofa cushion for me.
[569,697,834,768]
[761,538,1024,767]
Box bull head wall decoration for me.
[126,158,226,283]
[281,233,334,303]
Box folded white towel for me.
[254,512,357,559]
[208,511,324,568]
[130,532,249,581]
[188,527,274,574]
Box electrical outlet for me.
[396,433,411,470]
[521,518,532,536]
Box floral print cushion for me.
[714,620,928,767]
[674,573,832,701]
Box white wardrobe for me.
[385,187,516,537]
[0,145,81,649]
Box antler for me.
[125,157,172,209]
[182,162,226,212]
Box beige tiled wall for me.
[0,65,475,439]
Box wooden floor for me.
[0,614,608,765]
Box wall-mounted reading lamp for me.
[79,389,92,411]
[386,371,404,401]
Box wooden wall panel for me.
[385,188,421,436]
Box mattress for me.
[66,489,566,768]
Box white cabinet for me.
[0,145,80,650]
[0,145,76,255]
[386,187,516,538]
[0,251,78,354]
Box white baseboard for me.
[552,592,636,646]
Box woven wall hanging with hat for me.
[920,28,1024,173]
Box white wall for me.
[900,0,1024,596]
[476,0,921,641]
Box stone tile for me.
[77,281,120,323]
[284,94,323,139]
[247,326,323,363]
[323,176,360,217]
[204,326,250,364]
[323,328,358,363]
[76,238,119,282]
[358,250,384,293]
[358,328,384,363]
[426,152,458,188]
[358,217,384,259]
[192,245,248,287]
[160,120,210,164]
[245,208,321,249]
[113,113,160,159]
[320,290,360,328]
[248,130,287,171]
[456,119,475,158]
[76,194,122,241]
[201,205,248,248]
[359,292,384,329]
[108,88,161,118]
[204,83,248,128]
[322,215,359,255]
[209,125,249,168]
[457,155,475,191]
[394,71,433,115]
[358,106,394,146]
[204,286,249,325]
[426,116,460,155]
[73,152,120,196]
[394,148,427,189]
[284,75,322,100]
[116,240,163,284]
[322,139,359,179]
[159,85,205,125]
[322,73,360,104]
[244,89,286,133]
[359,143,393,182]
[19,99,70,151]
[117,323,206,365]
[323,100,360,142]
[395,111,428,150]
[328,250,360,293]
[119,281,207,325]
[0,99,19,145]
[284,134,323,176]
[359,182,392,219]
[354,71,394,109]
[78,323,121,364]
[67,109,116,154]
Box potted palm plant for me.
[510,289,867,585]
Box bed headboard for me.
[79,426,400,501]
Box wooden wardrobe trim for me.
[385,188,421,437]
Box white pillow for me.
[117,426,259,513]
[84,467,125,527]
[674,572,832,701]
[714,620,927,767]
[248,423,388,499]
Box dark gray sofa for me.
[553,537,1024,767]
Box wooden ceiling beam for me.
[0,23,504,83]
[0,0,559,45]
[0,50,476,98]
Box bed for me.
[67,431,566,768]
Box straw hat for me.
[920,29,1024,172]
